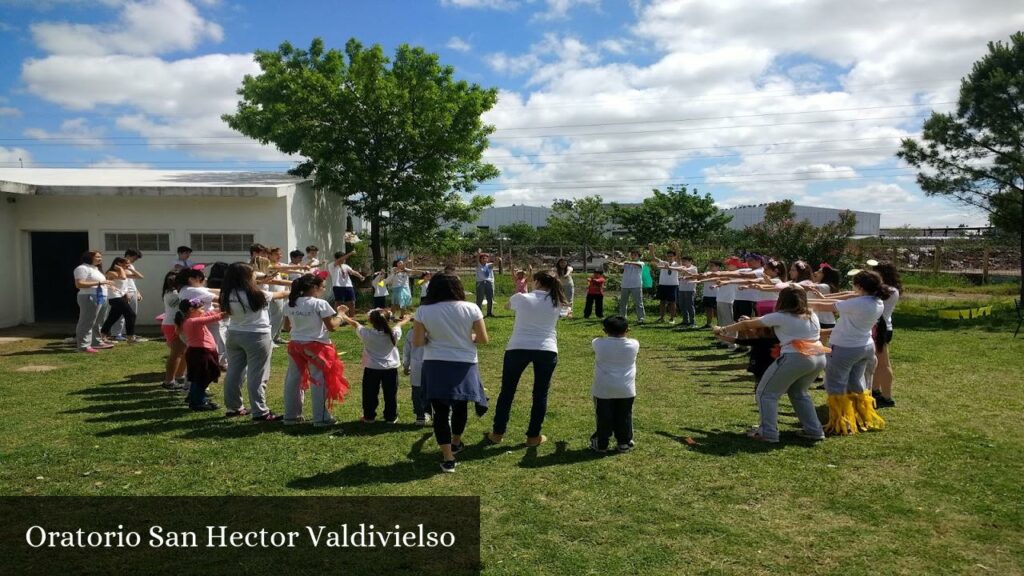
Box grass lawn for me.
[1,294,1022,575]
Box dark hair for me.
[334,251,345,260]
[124,249,142,259]
[176,246,192,254]
[774,286,811,317]
[290,250,304,260]
[249,243,268,255]
[555,259,569,277]
[422,273,466,304]
[80,250,101,265]
[175,267,205,289]
[288,274,323,308]
[107,257,129,273]
[205,262,228,289]
[161,271,178,297]
[603,315,629,337]
[174,298,201,329]
[628,247,640,256]
[708,260,723,268]
[593,269,604,276]
[818,266,841,293]
[790,260,812,282]
[219,262,268,314]
[874,262,903,292]
[533,271,569,307]
[765,258,787,279]
[666,250,677,257]
[852,270,891,300]
[368,309,396,346]
[680,255,693,262]
[393,259,401,268]
[305,245,319,253]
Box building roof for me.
[0,168,309,198]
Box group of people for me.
[71,239,901,472]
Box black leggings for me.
[430,399,468,446]
[101,297,136,337]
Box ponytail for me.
[368,309,396,346]
[288,274,322,308]
[533,271,568,306]
[852,270,891,301]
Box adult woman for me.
[715,287,827,443]
[413,274,490,473]
[219,262,290,421]
[554,258,574,318]
[72,250,114,353]
[100,257,141,343]
[809,270,890,435]
[488,271,568,447]
[871,263,902,408]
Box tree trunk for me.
[370,212,384,271]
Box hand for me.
[336,305,349,314]
[403,367,410,376]
[137,293,144,302]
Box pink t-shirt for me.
[181,312,222,349]
[515,276,528,293]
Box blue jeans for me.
[492,349,558,437]
[475,281,494,316]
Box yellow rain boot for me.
[852,391,886,432]
[824,394,858,436]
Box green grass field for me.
[1,293,1022,575]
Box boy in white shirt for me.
[590,316,640,453]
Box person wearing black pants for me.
[593,397,635,450]
[589,316,640,453]
[100,257,138,341]
[487,272,567,447]
[431,399,468,445]
[362,367,399,422]
[584,270,605,319]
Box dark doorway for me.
[31,231,89,322]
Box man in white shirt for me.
[613,249,646,324]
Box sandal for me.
[224,408,249,418]
[252,411,282,422]
[745,428,778,443]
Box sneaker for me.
[385,418,398,424]
[128,336,148,343]
[191,403,219,412]
[252,411,282,422]
[283,417,306,426]
[273,338,286,345]
[414,418,426,426]
[617,440,636,452]
[160,381,178,390]
[313,418,338,428]
[440,460,457,473]
[796,430,826,441]
[451,442,466,454]
[360,417,376,424]
[225,408,250,418]
[93,343,115,350]
[80,347,99,354]
[875,396,896,408]
[113,335,128,342]
[588,437,607,453]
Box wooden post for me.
[891,245,899,269]
[933,244,942,274]
[982,244,990,284]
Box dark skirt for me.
[422,359,488,414]
[186,347,221,385]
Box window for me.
[189,233,255,253]
[104,232,170,253]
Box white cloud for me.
[440,0,517,9]
[0,147,32,167]
[30,0,223,56]
[446,36,472,52]
[87,155,154,169]
[24,118,107,148]
[0,107,21,117]
[533,0,600,21]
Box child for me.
[590,316,640,453]
[371,268,389,309]
[160,271,187,391]
[402,326,429,425]
[701,260,722,328]
[389,259,425,318]
[417,272,432,304]
[342,308,412,423]
[282,274,351,426]
[172,246,194,271]
[175,298,225,411]
[328,250,363,315]
[713,317,780,390]
[303,245,321,269]
[584,269,605,319]
[675,255,699,328]
[514,267,529,294]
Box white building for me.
[0,169,346,329]
[460,204,553,232]
[722,204,880,237]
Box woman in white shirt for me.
[99,257,141,343]
[809,270,891,436]
[487,271,568,447]
[716,286,827,443]
[282,274,351,427]
[871,263,902,408]
[73,250,114,353]
[219,262,290,422]
[413,274,490,473]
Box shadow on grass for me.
[517,440,607,468]
[657,428,820,456]
[1,344,75,357]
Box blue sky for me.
[1,0,1023,226]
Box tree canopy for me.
[223,38,498,268]
[612,185,732,245]
[545,196,612,270]
[743,200,857,269]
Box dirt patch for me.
[14,365,59,372]
[0,337,26,345]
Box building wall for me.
[286,183,347,257]
[8,194,287,328]
[723,205,880,236]
[0,193,20,328]
[460,205,553,232]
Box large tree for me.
[744,200,857,269]
[223,38,498,268]
[612,185,732,245]
[898,32,1024,299]
[545,195,611,271]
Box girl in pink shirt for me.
[176,298,226,411]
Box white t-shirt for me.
[882,288,900,331]
[416,301,484,363]
[476,263,494,283]
[755,276,783,301]
[829,296,883,348]
[759,312,821,355]
[506,291,560,353]
[328,262,354,288]
[73,264,107,296]
[284,296,334,344]
[677,265,698,291]
[591,337,640,399]
[621,263,643,289]
[735,268,763,301]
[265,270,288,294]
[390,270,411,290]
[716,280,736,303]
[804,282,836,325]
[178,286,217,312]
[358,325,402,370]
[124,264,139,296]
[161,291,180,326]
[558,267,574,287]
[420,280,430,298]
[703,279,718,298]
[108,276,129,299]
[171,258,193,270]
[658,261,679,287]
[372,274,389,297]
[225,290,273,333]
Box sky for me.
[1,0,1022,227]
